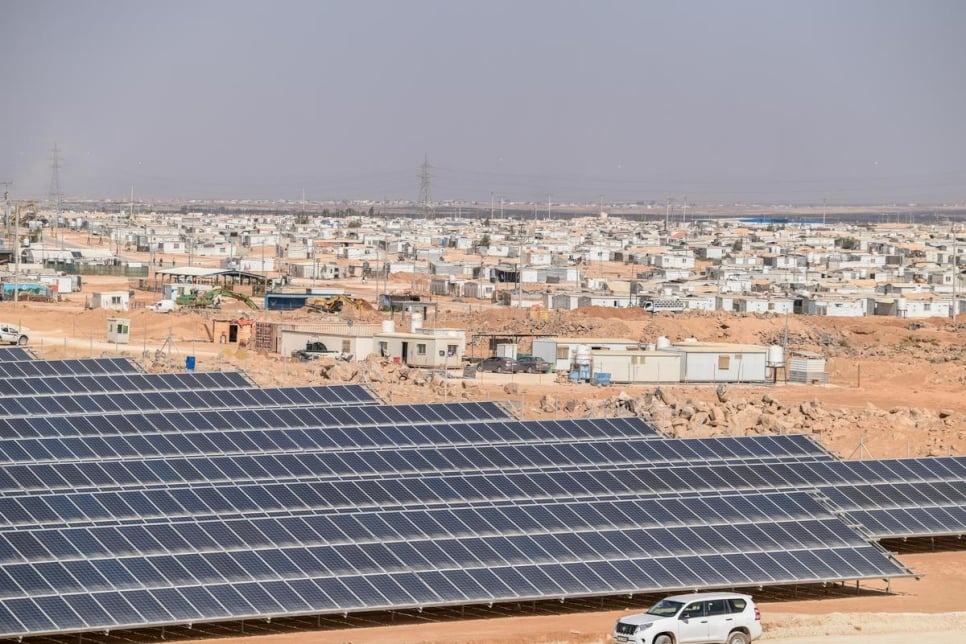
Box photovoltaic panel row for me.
[0,419,808,471]
[0,348,36,362]
[0,451,834,529]
[0,434,831,498]
[0,492,873,566]
[0,491,912,638]
[0,371,252,397]
[0,384,378,418]
[0,400,525,440]
[0,358,141,380]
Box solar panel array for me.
[0,355,959,639]
[0,348,36,362]
[0,371,252,397]
[0,384,377,418]
[0,358,141,380]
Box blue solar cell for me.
[234,582,284,614]
[314,578,364,610]
[90,592,143,627]
[207,584,255,618]
[152,587,203,621]
[286,578,338,610]
[179,586,230,617]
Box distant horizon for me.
[4,2,964,205]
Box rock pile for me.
[538,386,963,456]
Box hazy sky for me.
[3,0,965,204]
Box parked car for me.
[0,324,28,346]
[476,356,520,373]
[517,355,550,373]
[613,592,762,644]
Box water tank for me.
[768,344,785,367]
[496,343,518,359]
[656,336,671,350]
[683,337,698,343]
[410,312,423,333]
[575,345,592,365]
[381,320,395,334]
[896,297,908,312]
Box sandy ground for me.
[195,552,966,643]
[4,235,966,641]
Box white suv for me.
[613,592,762,644]
[0,324,28,346]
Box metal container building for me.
[590,349,681,384]
[668,341,769,383]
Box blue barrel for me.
[593,372,611,386]
[185,356,196,371]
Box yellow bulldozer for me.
[305,294,373,314]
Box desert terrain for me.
[2,241,965,643]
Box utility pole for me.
[822,198,827,227]
[49,143,63,233]
[418,153,433,219]
[1,182,10,241]
[490,191,494,221]
[682,196,688,226]
[664,197,671,232]
[547,194,551,220]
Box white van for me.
[614,592,762,644]
[148,299,176,313]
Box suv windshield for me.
[646,599,683,617]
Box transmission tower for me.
[49,143,64,227]
[417,153,434,218]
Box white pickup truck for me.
[148,300,176,313]
[0,324,29,345]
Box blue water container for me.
[185,356,196,371]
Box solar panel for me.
[0,433,827,498]
[0,354,952,639]
[0,347,36,362]
[0,358,142,380]
[0,385,378,418]
[0,400,523,440]
[0,371,252,397]
[0,491,911,638]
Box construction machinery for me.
[176,287,258,310]
[305,294,373,314]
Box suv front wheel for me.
[654,635,673,644]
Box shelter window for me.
[417,344,427,355]
[718,355,731,370]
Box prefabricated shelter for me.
[106,318,130,344]
[667,341,770,383]
[373,325,466,369]
[590,349,681,384]
[91,290,131,311]
[531,337,640,372]
[253,321,380,357]
[462,281,495,300]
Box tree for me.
[838,237,860,250]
